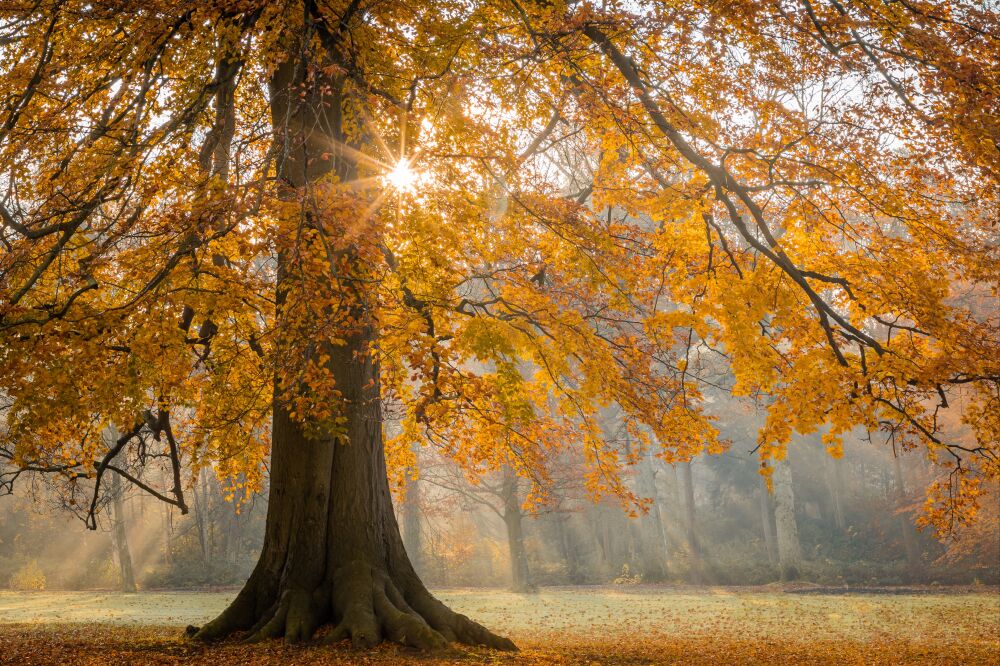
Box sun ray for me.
[360,189,391,225]
[358,108,398,166]
[323,138,391,174]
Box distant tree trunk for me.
[401,450,423,575]
[758,476,778,565]
[110,469,137,593]
[502,470,533,592]
[772,456,802,580]
[554,513,581,583]
[660,463,683,557]
[892,452,922,573]
[162,495,173,565]
[680,461,703,584]
[103,425,137,593]
[587,504,611,576]
[192,468,208,561]
[225,501,239,565]
[635,448,668,581]
[827,456,847,531]
[203,471,215,559]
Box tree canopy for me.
[0,0,996,546]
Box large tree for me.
[1,0,997,651]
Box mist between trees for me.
[3,413,995,593]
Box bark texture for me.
[193,24,514,651]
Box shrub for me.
[9,560,46,591]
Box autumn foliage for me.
[0,0,996,603]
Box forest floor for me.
[0,586,997,664]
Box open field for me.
[1,587,997,664]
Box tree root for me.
[191,585,258,642]
[192,560,516,652]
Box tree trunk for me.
[110,469,137,593]
[224,499,239,566]
[893,452,922,573]
[194,25,513,650]
[192,468,208,561]
[162,494,173,566]
[680,461,703,584]
[502,470,533,593]
[401,443,423,576]
[660,462,683,557]
[635,449,667,581]
[828,456,847,531]
[758,475,778,566]
[553,513,581,583]
[772,456,802,581]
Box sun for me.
[384,158,418,192]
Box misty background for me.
[3,397,996,593]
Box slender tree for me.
[758,476,779,566]
[680,461,704,584]
[772,457,803,580]
[401,446,425,577]
[109,469,137,593]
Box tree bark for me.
[772,456,802,581]
[193,22,514,650]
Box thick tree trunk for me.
[110,469,137,593]
[193,28,514,650]
[772,456,802,581]
[194,292,512,647]
[502,470,534,593]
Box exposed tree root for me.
[192,560,516,652]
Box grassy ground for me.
[0,586,997,664]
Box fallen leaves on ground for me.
[1,588,997,664]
